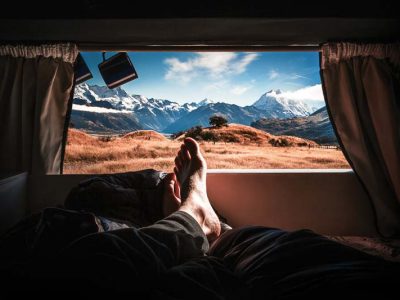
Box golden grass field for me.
[63,125,350,174]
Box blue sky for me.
[80,51,324,107]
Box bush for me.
[201,130,217,142]
[297,142,308,147]
[224,133,240,143]
[171,130,185,139]
[269,138,292,147]
[209,115,228,128]
[98,135,115,142]
[185,126,203,140]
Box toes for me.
[183,148,191,161]
[173,166,179,179]
[183,137,200,157]
[174,177,181,198]
[178,148,186,163]
[172,173,181,198]
[166,179,175,194]
[163,173,176,195]
[162,174,182,217]
[174,155,182,170]
[171,179,181,203]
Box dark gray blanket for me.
[64,168,167,227]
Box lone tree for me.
[209,115,228,128]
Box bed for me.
[1,170,399,298]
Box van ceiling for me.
[0,1,399,47]
[1,1,399,18]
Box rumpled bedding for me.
[1,169,400,299]
[64,169,167,227]
[325,235,400,262]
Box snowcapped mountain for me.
[197,98,215,106]
[71,84,212,132]
[164,91,320,133]
[164,103,265,133]
[71,84,323,134]
[253,89,315,118]
[74,83,135,110]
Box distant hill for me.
[122,130,167,141]
[176,123,318,147]
[66,128,100,145]
[164,103,266,133]
[251,107,337,144]
[70,110,142,134]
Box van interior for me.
[0,1,399,297]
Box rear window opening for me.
[63,51,350,174]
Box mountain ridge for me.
[71,84,324,135]
[251,106,337,144]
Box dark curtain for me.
[320,43,400,237]
[0,44,77,175]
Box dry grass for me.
[64,127,350,174]
[177,124,318,147]
[122,130,167,141]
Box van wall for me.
[0,172,28,234]
[28,170,377,237]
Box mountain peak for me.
[253,89,314,118]
[198,98,214,106]
[266,89,282,95]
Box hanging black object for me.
[98,52,138,89]
[75,53,93,85]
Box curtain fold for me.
[0,43,78,175]
[320,42,400,238]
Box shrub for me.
[224,134,240,143]
[185,126,203,140]
[269,138,292,147]
[171,130,185,139]
[201,130,217,142]
[98,135,115,142]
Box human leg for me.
[173,137,221,241]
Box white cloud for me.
[193,52,237,76]
[164,57,198,83]
[231,85,251,95]
[72,104,131,114]
[289,73,309,80]
[231,53,259,74]
[268,70,279,79]
[280,84,324,101]
[203,80,229,92]
[164,52,259,83]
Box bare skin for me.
[173,137,221,241]
[162,173,181,217]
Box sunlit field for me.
[63,125,350,174]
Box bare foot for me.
[162,173,181,217]
[174,138,221,241]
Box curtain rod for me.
[78,45,322,52]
